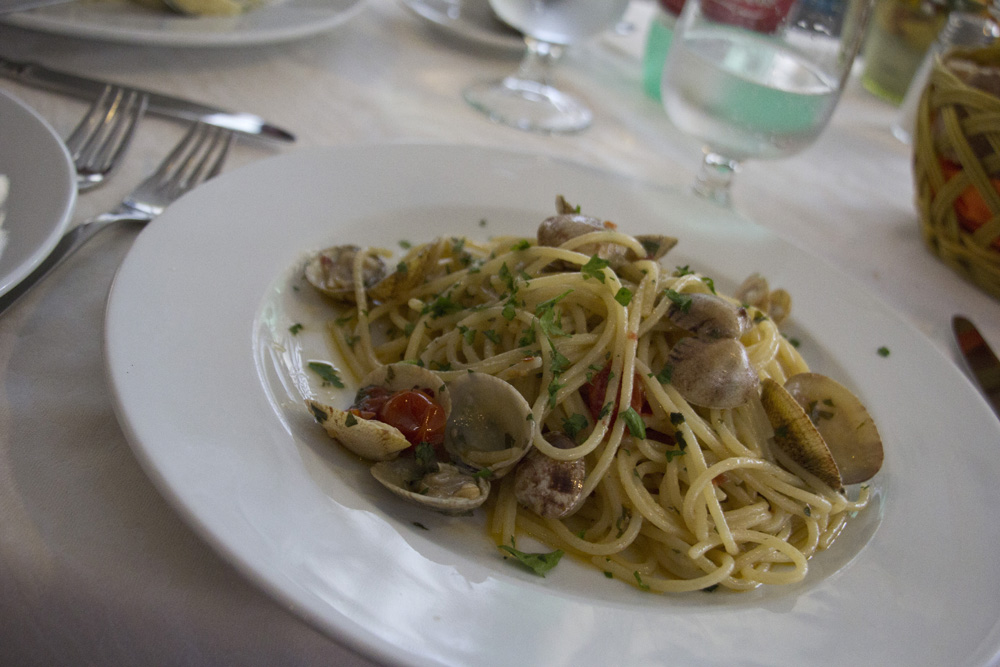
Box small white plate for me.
[0,89,75,298]
[105,144,1000,667]
[1,0,366,47]
[400,0,522,52]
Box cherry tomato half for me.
[377,389,447,447]
[582,362,647,423]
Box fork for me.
[0,122,234,316]
[67,84,149,191]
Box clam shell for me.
[304,245,387,303]
[307,363,450,462]
[444,372,535,478]
[760,378,843,489]
[666,293,750,340]
[306,399,411,461]
[513,432,585,519]
[360,363,451,415]
[667,337,759,409]
[367,242,440,303]
[784,373,883,485]
[371,460,489,514]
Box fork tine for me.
[121,122,235,217]
[88,90,148,176]
[154,123,234,198]
[67,85,148,191]
[64,84,116,159]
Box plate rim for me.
[0,88,76,298]
[0,0,368,47]
[398,0,523,52]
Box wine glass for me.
[660,0,873,206]
[464,0,630,133]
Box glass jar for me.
[861,0,984,104]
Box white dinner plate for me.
[0,88,75,298]
[1,0,366,47]
[400,0,522,52]
[105,144,1000,667]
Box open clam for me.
[307,363,450,462]
[304,245,387,303]
[784,373,883,485]
[371,459,489,514]
[734,272,791,326]
[513,432,586,519]
[444,372,536,478]
[761,374,883,488]
[667,337,759,409]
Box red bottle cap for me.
[700,0,796,33]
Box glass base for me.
[692,152,740,208]
[463,76,592,134]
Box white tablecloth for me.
[0,1,997,665]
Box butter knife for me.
[0,57,295,143]
[953,315,1000,417]
[0,0,75,14]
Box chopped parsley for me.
[498,544,564,577]
[664,449,686,462]
[288,323,303,335]
[562,413,589,441]
[422,294,463,318]
[655,365,673,384]
[581,255,610,283]
[621,407,646,440]
[414,442,438,476]
[877,346,891,357]
[307,361,344,388]
[664,289,693,313]
[614,287,633,307]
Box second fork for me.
[0,122,234,316]
[66,84,148,191]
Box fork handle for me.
[0,214,143,317]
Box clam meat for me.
[371,459,489,514]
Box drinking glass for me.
[660,0,874,206]
[464,0,630,133]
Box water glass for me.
[661,0,873,206]
[464,0,629,133]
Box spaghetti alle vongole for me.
[303,200,883,593]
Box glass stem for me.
[515,37,565,86]
[692,151,740,207]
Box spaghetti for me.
[314,215,872,593]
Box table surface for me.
[1,1,998,665]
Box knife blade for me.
[0,56,295,143]
[0,0,76,15]
[953,315,1000,417]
